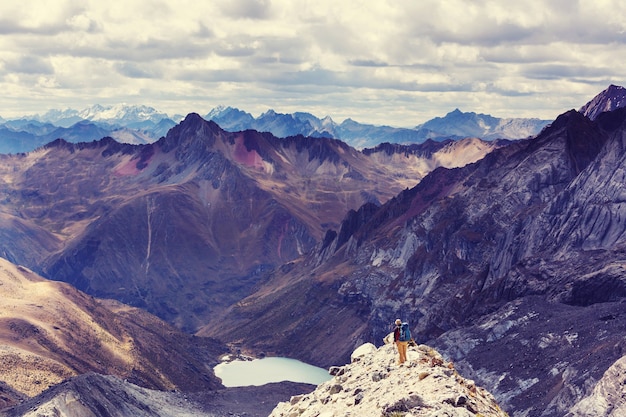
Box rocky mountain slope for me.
[0,257,224,406]
[204,102,626,415]
[1,373,316,417]
[0,115,496,333]
[0,255,318,417]
[0,343,510,417]
[566,354,626,417]
[0,254,511,417]
[271,342,508,417]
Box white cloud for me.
[66,13,100,32]
[0,0,624,125]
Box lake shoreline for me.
[214,356,333,387]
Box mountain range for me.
[0,104,178,153]
[203,85,626,415]
[1,85,626,416]
[205,106,550,148]
[0,116,499,334]
[0,104,549,154]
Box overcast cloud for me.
[0,0,624,126]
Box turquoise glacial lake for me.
[214,357,332,387]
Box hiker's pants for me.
[396,341,408,363]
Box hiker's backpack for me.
[399,322,411,342]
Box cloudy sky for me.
[1,0,624,126]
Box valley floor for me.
[191,382,316,417]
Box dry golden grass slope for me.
[0,257,224,400]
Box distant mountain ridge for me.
[5,83,626,155]
[416,108,548,140]
[205,106,551,148]
[32,103,181,127]
[0,103,550,154]
[0,104,179,153]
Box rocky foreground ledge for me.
[270,343,508,417]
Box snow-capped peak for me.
[34,104,171,125]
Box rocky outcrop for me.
[270,342,508,417]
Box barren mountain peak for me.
[579,84,626,120]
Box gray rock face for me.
[1,374,315,417]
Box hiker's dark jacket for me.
[394,326,400,342]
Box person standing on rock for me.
[393,319,410,364]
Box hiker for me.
[393,318,410,364]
